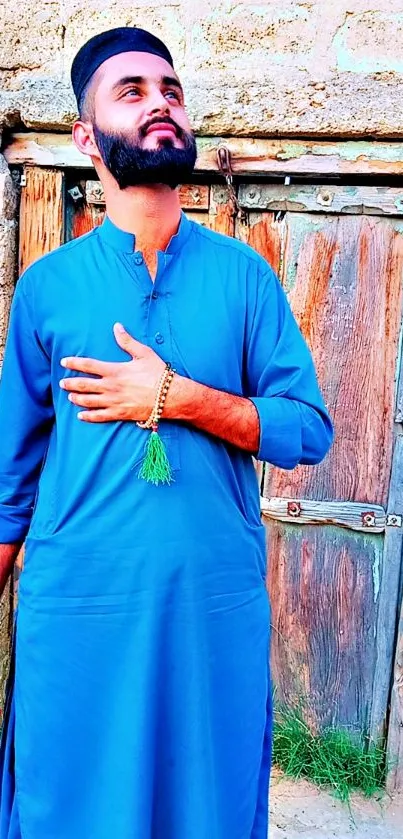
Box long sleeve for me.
[0,279,54,542]
[246,266,333,469]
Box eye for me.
[165,89,180,101]
[124,87,141,98]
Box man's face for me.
[87,51,197,189]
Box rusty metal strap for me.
[216,146,247,222]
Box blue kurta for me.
[0,212,332,839]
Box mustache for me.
[139,116,183,139]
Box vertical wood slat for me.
[385,434,403,791]
[262,214,403,507]
[266,520,384,738]
[208,185,235,236]
[19,167,64,274]
[236,211,284,277]
[387,590,403,791]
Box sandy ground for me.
[269,770,403,838]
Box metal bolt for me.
[68,185,84,202]
[317,190,333,206]
[387,514,402,528]
[361,511,376,528]
[287,501,301,518]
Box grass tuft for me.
[272,704,386,802]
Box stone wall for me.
[0,0,403,138]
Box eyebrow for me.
[112,75,183,93]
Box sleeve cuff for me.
[0,505,31,543]
[249,396,302,469]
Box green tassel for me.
[138,430,174,486]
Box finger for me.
[77,409,118,423]
[60,376,106,394]
[60,357,113,376]
[113,323,147,359]
[68,393,111,409]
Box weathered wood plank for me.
[85,180,210,211]
[184,211,210,227]
[178,184,210,211]
[208,185,235,236]
[266,520,385,738]
[261,214,403,506]
[19,167,64,273]
[236,212,283,277]
[66,182,212,241]
[387,596,403,791]
[6,133,403,177]
[385,434,403,791]
[261,497,386,533]
[239,184,403,217]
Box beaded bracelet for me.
[136,363,176,485]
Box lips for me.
[146,123,177,137]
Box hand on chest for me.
[45,264,246,393]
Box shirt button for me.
[151,291,158,300]
[134,253,143,265]
[155,332,164,345]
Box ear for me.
[72,120,101,162]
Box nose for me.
[146,85,170,115]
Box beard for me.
[93,118,198,190]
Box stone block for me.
[187,3,319,73]
[334,10,403,73]
[0,0,63,71]
[62,1,186,73]
[1,1,403,138]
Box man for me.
[0,27,333,839]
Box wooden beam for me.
[260,497,387,534]
[85,180,210,210]
[5,133,403,177]
[19,167,64,274]
[239,184,403,217]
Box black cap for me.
[71,26,175,106]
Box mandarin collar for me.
[98,210,192,255]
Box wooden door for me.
[237,185,403,746]
[18,168,403,762]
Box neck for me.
[102,179,182,252]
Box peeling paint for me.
[311,142,403,163]
[372,551,381,602]
[276,144,309,161]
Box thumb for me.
[113,323,146,358]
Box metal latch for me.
[216,146,247,223]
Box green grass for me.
[272,704,387,802]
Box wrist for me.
[163,374,196,421]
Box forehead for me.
[96,51,180,90]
